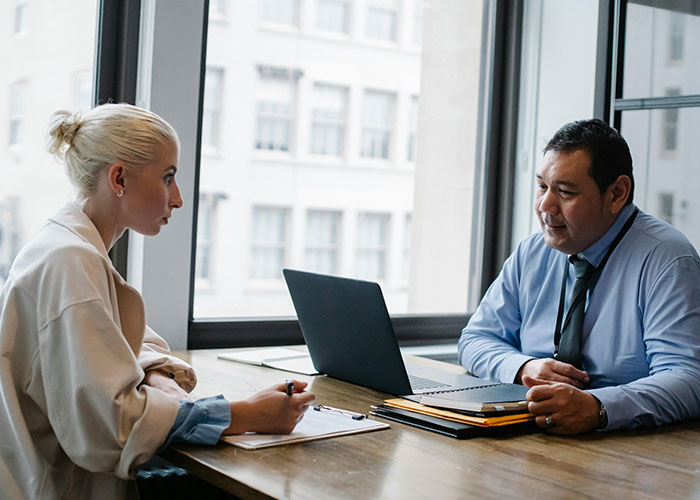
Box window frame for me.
[106,0,527,349]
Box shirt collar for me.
[48,202,111,262]
[577,203,637,268]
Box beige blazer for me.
[0,203,196,499]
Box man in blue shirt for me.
[459,119,700,434]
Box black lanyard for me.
[553,208,639,357]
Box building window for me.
[310,84,346,156]
[356,212,389,280]
[255,70,296,152]
[662,88,680,152]
[316,0,349,34]
[250,207,289,279]
[202,68,224,150]
[305,210,341,274]
[407,96,418,162]
[260,0,298,26]
[9,81,27,147]
[658,192,674,224]
[0,198,21,283]
[14,0,29,34]
[196,199,212,281]
[209,0,226,21]
[361,89,394,159]
[402,214,411,280]
[412,0,423,46]
[366,0,398,42]
[669,11,684,62]
[72,70,92,112]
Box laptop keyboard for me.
[408,374,452,391]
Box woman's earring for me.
[117,189,124,198]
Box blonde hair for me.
[46,103,180,195]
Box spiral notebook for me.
[217,347,319,375]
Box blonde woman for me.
[0,103,314,499]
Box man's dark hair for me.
[544,118,634,205]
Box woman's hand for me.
[223,380,316,435]
[142,369,195,401]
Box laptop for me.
[282,269,528,404]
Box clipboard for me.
[222,405,390,450]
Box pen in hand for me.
[285,380,294,397]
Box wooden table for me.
[163,349,700,500]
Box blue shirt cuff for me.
[157,394,231,453]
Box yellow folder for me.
[384,398,534,427]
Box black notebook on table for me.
[369,405,536,439]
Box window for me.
[310,84,346,156]
[412,0,423,46]
[202,68,224,150]
[72,70,92,113]
[304,210,341,274]
[662,88,681,152]
[260,0,298,26]
[187,0,484,339]
[250,207,289,279]
[407,96,418,162]
[255,70,295,152]
[0,198,20,285]
[355,213,389,280]
[316,0,349,34]
[9,81,27,147]
[366,0,398,42]
[669,11,684,62]
[402,214,411,280]
[361,89,395,159]
[658,192,674,224]
[14,0,29,34]
[0,0,96,302]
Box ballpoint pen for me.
[285,380,294,396]
[313,404,366,420]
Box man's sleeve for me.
[458,248,535,383]
[589,256,700,430]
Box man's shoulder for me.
[630,211,699,262]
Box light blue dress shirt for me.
[157,395,231,453]
[459,204,700,430]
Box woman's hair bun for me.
[46,109,82,159]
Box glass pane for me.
[622,1,700,99]
[511,0,599,244]
[621,107,700,248]
[194,1,484,318]
[0,0,97,287]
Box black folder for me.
[369,405,537,439]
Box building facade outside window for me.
[14,0,29,35]
[250,206,289,279]
[202,68,224,151]
[360,89,394,159]
[407,95,418,162]
[316,0,349,34]
[255,70,295,152]
[304,210,341,274]
[365,0,398,42]
[310,83,346,156]
[355,212,389,280]
[260,0,298,26]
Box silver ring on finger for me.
[544,414,555,427]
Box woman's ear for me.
[107,163,126,197]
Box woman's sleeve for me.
[38,299,181,479]
[156,395,232,453]
[138,326,197,392]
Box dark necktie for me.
[557,256,595,369]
